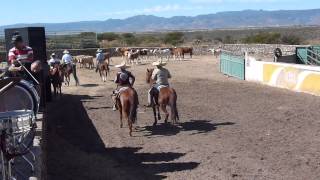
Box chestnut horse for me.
[146,69,179,126]
[49,64,63,97]
[61,64,79,86]
[97,60,109,82]
[115,87,139,136]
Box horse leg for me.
[105,70,108,82]
[53,85,57,97]
[99,70,103,82]
[128,116,133,137]
[118,104,123,128]
[157,105,161,120]
[59,84,62,97]
[152,105,157,126]
[160,104,169,124]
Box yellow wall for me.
[262,63,320,96]
[299,74,320,95]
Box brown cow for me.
[172,48,184,60]
[182,47,193,59]
[116,48,130,58]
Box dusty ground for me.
[44,56,320,180]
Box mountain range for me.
[1,9,320,32]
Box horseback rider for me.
[48,53,60,67]
[112,62,135,111]
[146,60,171,107]
[7,32,41,83]
[95,49,105,73]
[61,50,73,68]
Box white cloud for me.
[100,4,203,17]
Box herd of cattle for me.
[71,47,194,68]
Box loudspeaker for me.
[4,27,51,106]
[5,27,47,62]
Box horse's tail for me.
[169,89,179,122]
[129,90,138,124]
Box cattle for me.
[182,47,193,59]
[139,49,150,60]
[104,52,112,64]
[116,47,130,58]
[78,56,94,69]
[153,48,172,61]
[172,48,184,60]
[128,50,140,64]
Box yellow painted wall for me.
[299,74,320,95]
[262,63,320,96]
[263,64,280,83]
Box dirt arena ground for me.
[44,56,320,180]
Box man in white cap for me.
[48,53,60,67]
[146,60,172,107]
[95,49,105,72]
[112,62,135,111]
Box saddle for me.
[114,86,130,98]
[156,85,169,92]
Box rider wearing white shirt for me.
[61,50,73,65]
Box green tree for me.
[281,34,302,45]
[121,33,139,46]
[163,32,184,46]
[242,32,281,44]
[98,32,120,41]
[224,35,235,44]
[195,35,203,41]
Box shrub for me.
[163,32,184,46]
[97,32,120,41]
[281,34,302,45]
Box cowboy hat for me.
[115,62,130,69]
[63,50,70,54]
[152,60,167,66]
[96,49,103,53]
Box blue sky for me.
[0,0,319,26]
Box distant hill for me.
[1,9,320,32]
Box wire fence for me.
[46,31,99,50]
[0,30,99,52]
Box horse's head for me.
[146,68,154,84]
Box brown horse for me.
[97,60,109,82]
[115,87,139,136]
[146,69,179,126]
[61,64,79,86]
[49,64,63,97]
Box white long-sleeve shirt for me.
[62,54,73,64]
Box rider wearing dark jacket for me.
[112,62,135,111]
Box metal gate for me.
[296,46,320,65]
[220,51,245,80]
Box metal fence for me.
[220,50,245,80]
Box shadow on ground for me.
[44,94,199,180]
[80,84,99,87]
[142,120,235,137]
